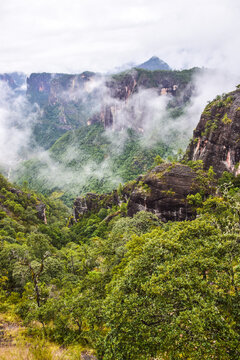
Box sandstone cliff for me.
[73,163,198,223]
[185,87,240,176]
[27,67,199,147]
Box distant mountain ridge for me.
[26,67,198,148]
[0,72,26,89]
[136,56,171,71]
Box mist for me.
[0,66,237,203]
[0,80,39,177]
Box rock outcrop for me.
[185,88,240,176]
[87,67,198,129]
[127,163,197,222]
[36,202,47,224]
[73,163,198,223]
[0,74,17,89]
[74,191,120,221]
[27,67,199,145]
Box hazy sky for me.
[0,0,239,73]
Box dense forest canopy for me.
[1,156,240,359]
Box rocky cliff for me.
[73,163,198,223]
[88,67,199,128]
[27,67,200,147]
[27,71,96,106]
[185,87,240,176]
[27,71,100,148]
[127,163,198,222]
[0,72,26,91]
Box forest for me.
[1,156,240,359]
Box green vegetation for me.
[222,113,232,124]
[15,124,175,205]
[33,100,98,149]
[200,92,236,137]
[112,67,200,90]
[1,168,240,359]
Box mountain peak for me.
[136,56,171,71]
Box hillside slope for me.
[15,124,175,205]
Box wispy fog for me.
[0,81,39,176]
[0,66,238,200]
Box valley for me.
[1,57,240,359]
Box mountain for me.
[26,67,199,148]
[0,72,26,90]
[27,71,99,148]
[185,86,240,176]
[14,67,201,202]
[0,73,18,89]
[2,85,240,359]
[136,56,171,71]
[14,124,175,205]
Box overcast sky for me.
[0,0,239,74]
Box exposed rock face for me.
[27,68,199,142]
[73,163,198,223]
[0,72,26,92]
[36,203,47,224]
[127,163,197,222]
[74,191,119,221]
[27,71,100,148]
[106,68,197,102]
[185,88,240,176]
[27,71,96,106]
[87,68,198,129]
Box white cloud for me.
[0,0,239,74]
[0,81,39,174]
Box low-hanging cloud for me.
[0,81,39,176]
[1,65,240,201]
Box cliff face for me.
[186,88,240,176]
[27,68,199,145]
[127,163,197,222]
[27,71,100,148]
[107,68,196,101]
[73,163,198,223]
[27,71,96,106]
[88,67,198,128]
[0,72,26,91]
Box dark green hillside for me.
[1,164,240,359]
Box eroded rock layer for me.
[186,88,240,176]
[74,163,198,223]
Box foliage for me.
[15,124,174,205]
[222,113,232,124]
[2,162,240,359]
